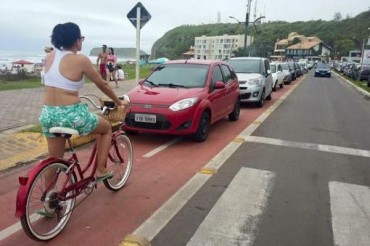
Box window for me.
[220,64,232,83]
[211,65,224,88]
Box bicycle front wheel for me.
[20,162,76,241]
[104,133,133,191]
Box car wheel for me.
[192,111,210,142]
[273,81,277,91]
[228,98,240,121]
[266,91,272,100]
[256,89,265,108]
[124,130,139,135]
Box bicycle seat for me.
[49,127,79,138]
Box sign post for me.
[127,2,151,83]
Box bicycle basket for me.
[99,97,129,122]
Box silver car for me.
[227,57,273,108]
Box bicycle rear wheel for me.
[20,162,76,241]
[104,133,133,191]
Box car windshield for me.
[227,59,261,74]
[317,63,330,69]
[144,64,209,88]
[270,64,277,73]
[279,63,289,70]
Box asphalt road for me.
[2,71,370,245]
[150,71,370,246]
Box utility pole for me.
[244,0,252,56]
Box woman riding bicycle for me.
[39,22,126,181]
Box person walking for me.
[39,22,127,181]
[106,47,118,87]
[96,44,108,80]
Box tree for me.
[333,12,342,21]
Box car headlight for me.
[120,94,130,102]
[169,97,198,111]
[247,79,261,85]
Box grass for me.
[333,71,370,93]
[0,64,154,91]
[21,125,42,133]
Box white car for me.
[227,57,273,108]
[270,62,284,91]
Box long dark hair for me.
[51,22,81,50]
[109,47,115,55]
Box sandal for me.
[96,171,114,182]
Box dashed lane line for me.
[245,136,370,158]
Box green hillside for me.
[89,47,148,57]
[150,10,370,59]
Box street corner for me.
[0,132,47,171]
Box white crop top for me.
[44,49,85,91]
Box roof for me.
[286,41,321,50]
[166,59,223,65]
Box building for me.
[271,32,332,61]
[194,34,251,60]
[182,46,195,59]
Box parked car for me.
[314,63,331,77]
[287,61,297,81]
[298,62,308,74]
[295,62,303,77]
[122,59,241,142]
[270,62,284,91]
[278,62,293,84]
[352,65,370,81]
[227,57,273,107]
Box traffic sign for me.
[127,2,151,29]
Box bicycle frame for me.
[15,129,125,218]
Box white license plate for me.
[134,113,156,123]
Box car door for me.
[208,64,226,120]
[264,59,273,96]
[220,64,236,115]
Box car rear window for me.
[317,63,330,69]
[227,59,261,74]
[146,64,209,88]
[270,64,276,73]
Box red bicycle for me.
[15,95,133,241]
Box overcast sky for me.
[1,0,369,55]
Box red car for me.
[123,59,240,142]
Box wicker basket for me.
[99,98,129,122]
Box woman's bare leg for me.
[91,116,112,175]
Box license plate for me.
[134,113,156,123]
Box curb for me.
[0,122,121,172]
[334,72,370,100]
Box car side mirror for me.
[214,81,225,89]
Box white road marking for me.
[143,137,182,158]
[187,168,275,246]
[133,77,302,240]
[0,222,22,241]
[245,136,370,158]
[329,181,370,246]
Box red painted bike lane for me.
[0,76,304,245]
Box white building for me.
[194,34,251,60]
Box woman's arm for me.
[80,55,123,106]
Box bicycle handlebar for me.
[79,95,129,115]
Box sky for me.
[0,0,369,56]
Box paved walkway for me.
[0,79,137,171]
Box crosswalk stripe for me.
[245,136,370,158]
[187,167,275,246]
[330,181,370,246]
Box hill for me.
[150,10,370,59]
[89,47,148,58]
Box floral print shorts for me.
[39,103,98,137]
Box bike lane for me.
[0,76,305,245]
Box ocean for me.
[0,50,134,69]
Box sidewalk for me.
[0,79,138,172]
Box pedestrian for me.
[115,65,125,82]
[96,44,108,80]
[106,47,118,88]
[39,22,127,183]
